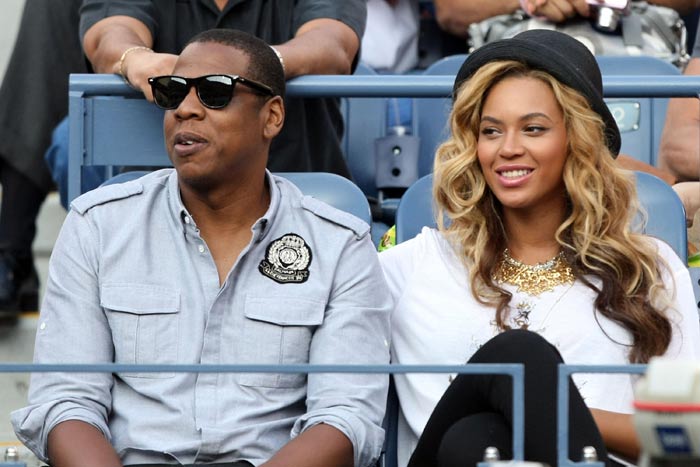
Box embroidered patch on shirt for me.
[259,233,312,284]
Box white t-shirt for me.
[361,0,419,73]
[379,228,700,466]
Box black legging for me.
[408,329,609,467]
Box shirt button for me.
[40,322,47,330]
[184,216,191,224]
[198,245,205,253]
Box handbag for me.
[467,1,689,69]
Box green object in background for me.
[378,225,396,252]
[689,253,700,267]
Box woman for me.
[379,30,700,467]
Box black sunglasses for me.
[148,74,275,110]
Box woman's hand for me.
[522,0,591,22]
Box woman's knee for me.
[470,330,563,365]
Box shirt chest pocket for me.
[101,283,181,379]
[239,296,325,388]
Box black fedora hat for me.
[453,29,621,157]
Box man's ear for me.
[263,96,285,139]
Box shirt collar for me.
[167,169,280,240]
[252,170,280,243]
[166,170,191,232]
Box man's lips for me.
[172,132,208,157]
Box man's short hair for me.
[186,29,286,99]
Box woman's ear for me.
[263,95,285,139]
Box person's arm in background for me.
[82,15,176,100]
[83,14,358,98]
[273,18,360,78]
[659,56,700,182]
[615,155,700,226]
[433,0,521,37]
[616,154,677,185]
[433,0,593,37]
[649,0,700,14]
[522,0,590,22]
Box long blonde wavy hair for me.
[434,60,672,363]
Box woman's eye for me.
[525,125,546,133]
[480,127,499,136]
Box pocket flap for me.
[244,296,324,325]
[101,283,180,314]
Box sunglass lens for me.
[198,76,234,109]
[153,77,188,109]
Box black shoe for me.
[0,250,39,314]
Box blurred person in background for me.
[0,0,86,316]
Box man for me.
[46,0,365,208]
[12,30,391,467]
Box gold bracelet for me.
[117,46,153,88]
[270,46,285,74]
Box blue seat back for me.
[414,55,680,177]
[414,54,467,177]
[634,171,687,260]
[596,56,680,166]
[396,172,687,261]
[82,96,167,167]
[341,62,387,198]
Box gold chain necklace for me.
[494,248,574,295]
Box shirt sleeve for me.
[293,0,367,44]
[290,232,391,467]
[79,0,157,43]
[10,210,114,462]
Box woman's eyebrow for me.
[480,112,553,124]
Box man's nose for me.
[174,86,204,119]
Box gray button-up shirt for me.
[12,169,391,467]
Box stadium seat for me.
[341,62,387,199]
[67,91,167,203]
[100,171,372,226]
[414,54,467,178]
[396,172,688,262]
[340,63,401,244]
[596,56,680,166]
